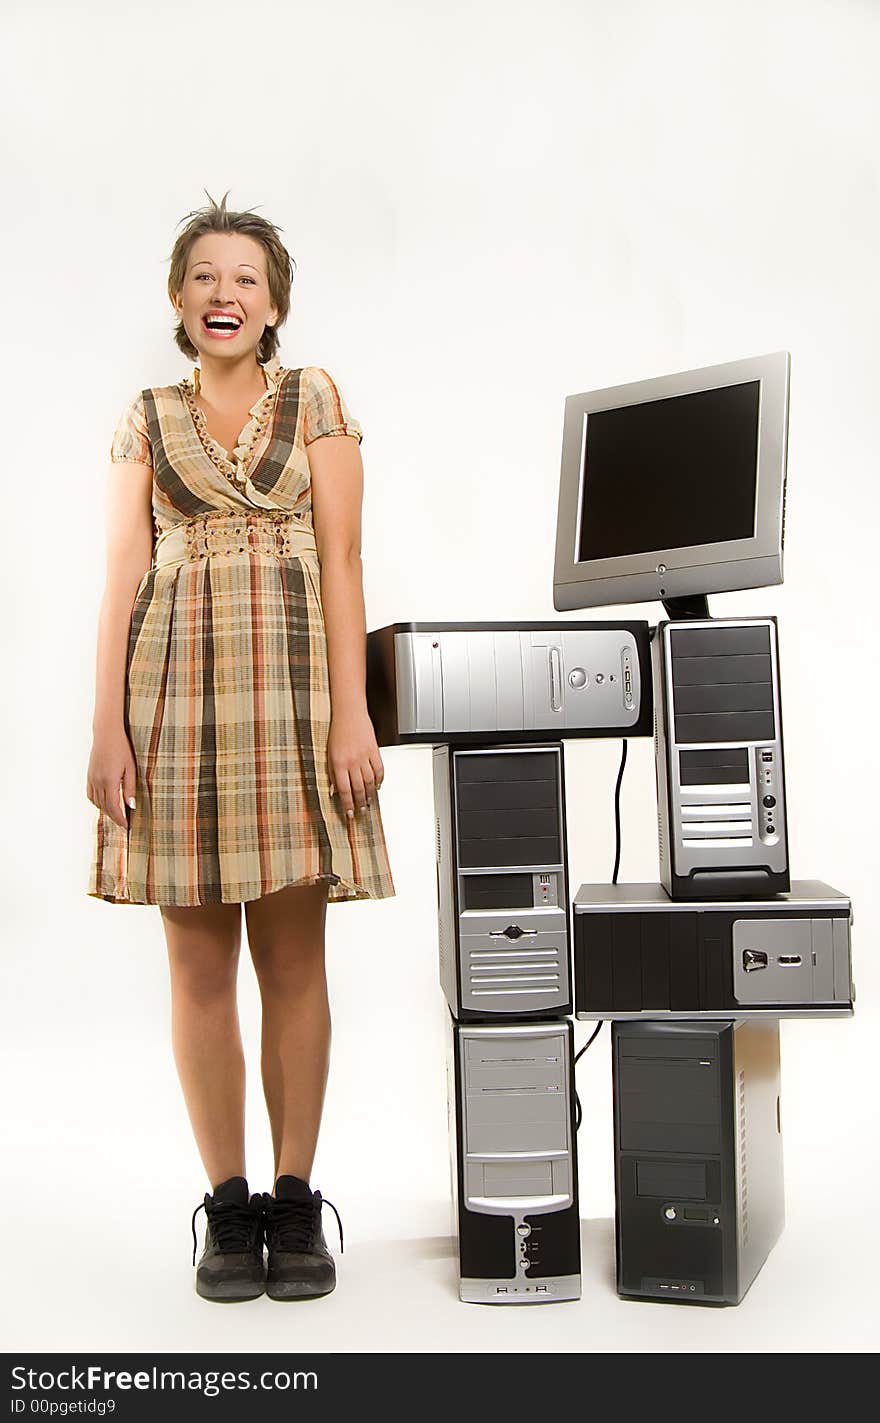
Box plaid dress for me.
[88,356,396,907]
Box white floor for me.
[5,870,878,1357]
[3,1136,877,1355]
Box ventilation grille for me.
[437,915,449,983]
[738,1068,749,1247]
[655,707,666,863]
[467,938,562,1001]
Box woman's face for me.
[173,232,279,362]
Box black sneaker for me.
[261,1174,344,1301]
[190,1176,265,1302]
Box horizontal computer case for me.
[447,1016,581,1303]
[366,621,653,746]
[653,617,790,898]
[573,881,854,1019]
[434,742,572,1019]
[612,1019,784,1305]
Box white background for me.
[2,0,878,1355]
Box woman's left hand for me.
[327,708,385,819]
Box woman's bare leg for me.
[244,880,330,1183]
[160,901,245,1189]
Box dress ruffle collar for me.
[178,354,286,485]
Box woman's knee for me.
[161,902,242,1002]
[244,881,328,988]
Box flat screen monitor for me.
[553,350,790,613]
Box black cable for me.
[574,740,627,1135]
[574,743,625,1135]
[575,1019,603,1064]
[611,739,628,884]
[573,1020,604,1132]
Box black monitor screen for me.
[577,380,760,562]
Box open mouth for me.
[202,314,243,337]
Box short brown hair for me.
[167,189,296,364]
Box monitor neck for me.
[661,594,710,620]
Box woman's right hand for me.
[87,729,138,830]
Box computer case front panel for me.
[448,1018,581,1304]
[654,618,790,899]
[574,881,854,1018]
[366,621,653,745]
[612,1019,784,1305]
[434,744,572,1019]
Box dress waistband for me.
[154,510,318,569]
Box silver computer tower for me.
[447,1017,581,1303]
[366,621,653,745]
[433,743,572,1018]
[653,617,790,899]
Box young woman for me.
[86,192,395,1302]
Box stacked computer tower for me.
[366,620,654,1303]
[574,613,854,1304]
[366,348,854,1308]
[435,740,581,1303]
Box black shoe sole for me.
[266,1279,336,1301]
[196,1279,266,1302]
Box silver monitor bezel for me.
[552,350,790,611]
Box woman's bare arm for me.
[309,433,385,817]
[87,461,153,825]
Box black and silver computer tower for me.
[433,743,572,1018]
[447,1017,581,1303]
[653,617,790,899]
[573,880,854,1019]
[612,1019,784,1305]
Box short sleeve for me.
[110,391,152,466]
[303,367,363,446]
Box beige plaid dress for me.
[88,356,396,907]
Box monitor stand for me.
[661,594,710,620]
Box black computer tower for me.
[574,881,854,1018]
[612,1019,784,1305]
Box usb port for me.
[761,751,773,762]
[778,955,802,966]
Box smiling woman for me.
[85,188,394,1306]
